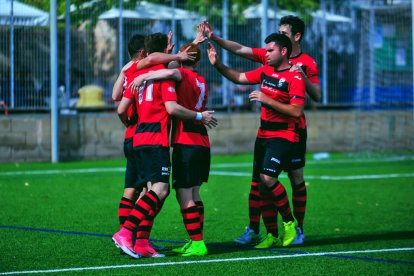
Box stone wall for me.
[0,110,413,163]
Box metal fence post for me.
[10,0,14,109]
[65,0,71,108]
[118,0,124,72]
[50,0,59,163]
[222,0,230,112]
[322,0,328,105]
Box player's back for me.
[172,68,210,148]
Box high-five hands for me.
[207,42,219,65]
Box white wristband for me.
[195,112,202,121]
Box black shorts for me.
[172,145,211,189]
[286,128,307,171]
[252,137,294,181]
[123,138,140,189]
[135,146,171,187]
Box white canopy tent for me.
[98,1,199,21]
[98,8,143,20]
[135,1,199,20]
[242,4,295,19]
[242,3,351,23]
[311,10,352,23]
[0,0,48,26]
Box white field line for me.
[1,247,413,275]
[212,171,414,180]
[1,155,413,177]
[0,167,414,181]
[212,155,414,168]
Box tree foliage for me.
[19,0,319,25]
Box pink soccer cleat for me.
[112,228,141,259]
[134,239,166,258]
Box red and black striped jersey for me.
[122,62,139,140]
[245,65,306,142]
[124,64,177,148]
[252,48,320,129]
[171,68,210,148]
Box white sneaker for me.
[234,227,261,245]
[291,227,305,245]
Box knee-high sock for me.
[292,181,307,231]
[181,205,202,241]
[269,181,294,223]
[136,197,166,240]
[118,197,134,229]
[260,195,279,237]
[248,181,261,233]
[195,201,204,233]
[123,190,160,232]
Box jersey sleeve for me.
[306,58,320,85]
[252,48,267,65]
[289,74,306,106]
[244,66,264,84]
[161,79,177,102]
[123,83,134,99]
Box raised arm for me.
[136,47,196,70]
[192,22,208,45]
[207,42,250,84]
[204,20,255,61]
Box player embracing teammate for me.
[113,32,216,258]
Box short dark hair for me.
[127,34,145,58]
[145,33,168,54]
[179,43,201,66]
[264,33,292,58]
[279,15,305,42]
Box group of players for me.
[111,15,320,259]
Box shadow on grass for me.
[299,230,414,247]
[160,230,414,256]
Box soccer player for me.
[204,16,320,245]
[112,34,196,252]
[113,33,216,259]
[111,34,145,233]
[207,33,306,248]
[130,42,210,257]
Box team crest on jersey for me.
[277,78,286,88]
[168,87,176,93]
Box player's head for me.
[279,15,305,44]
[264,33,292,67]
[127,34,146,59]
[145,32,168,54]
[179,43,201,67]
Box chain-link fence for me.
[0,0,412,111]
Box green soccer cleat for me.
[254,233,282,249]
[181,240,208,257]
[171,240,192,253]
[282,220,298,247]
